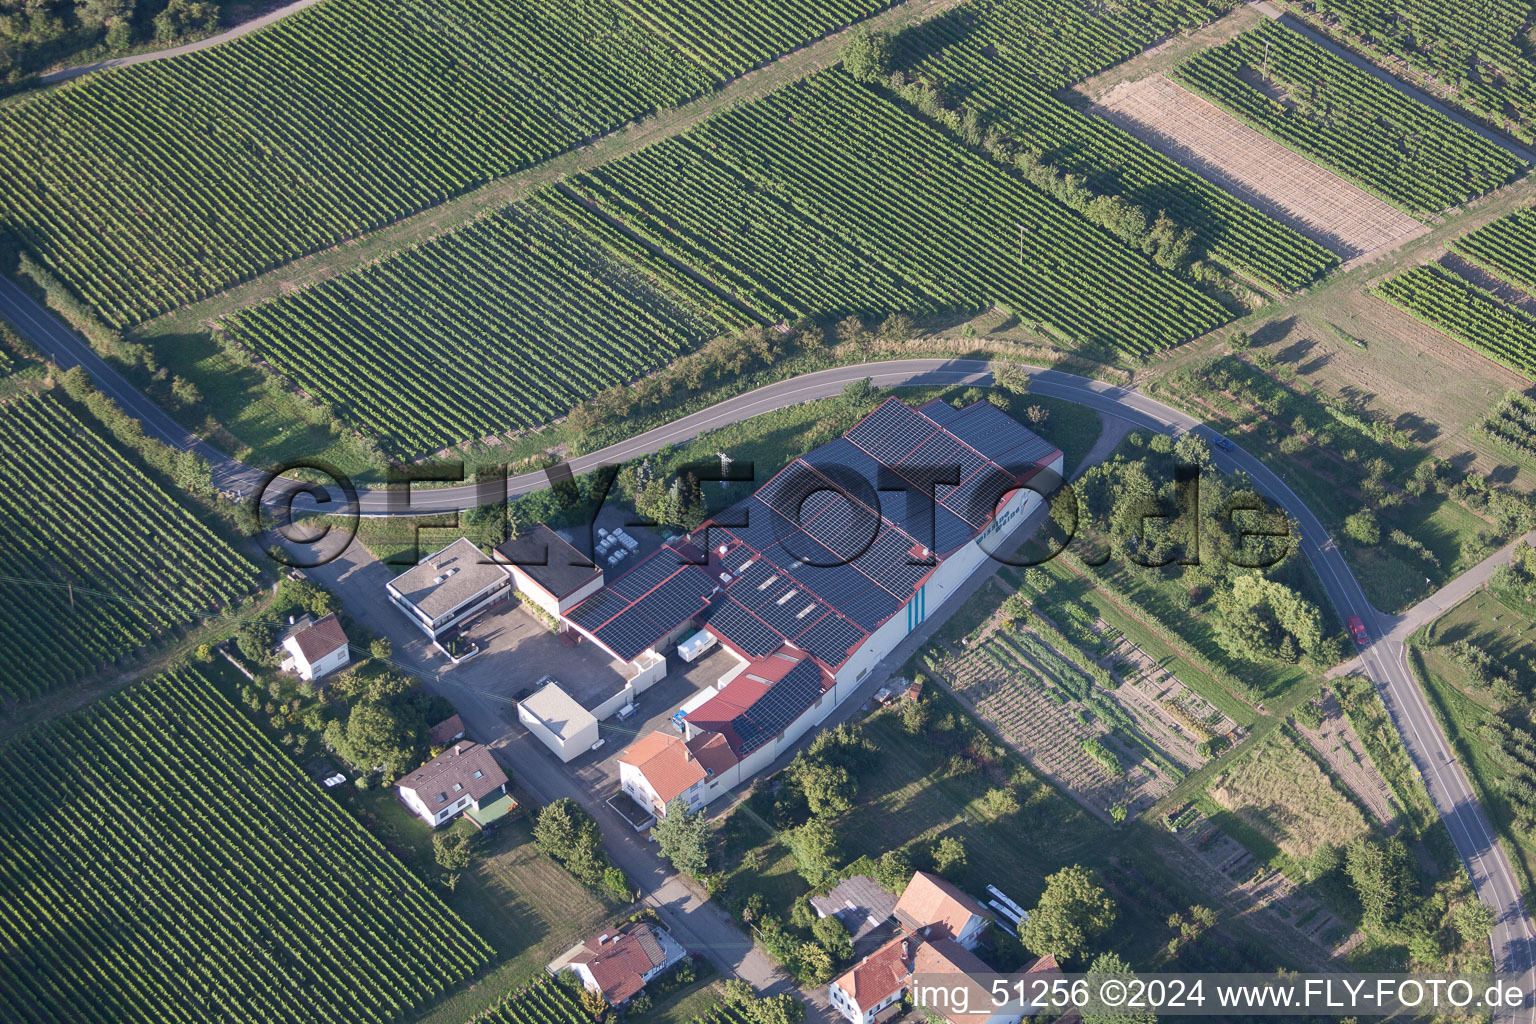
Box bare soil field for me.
[1293,689,1400,829]
[1091,74,1426,260]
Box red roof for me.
[682,652,832,757]
[619,732,707,805]
[428,714,465,747]
[571,924,673,1003]
[833,932,911,1008]
[289,612,347,664]
[893,871,989,942]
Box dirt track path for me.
[39,0,321,84]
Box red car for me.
[1348,615,1369,646]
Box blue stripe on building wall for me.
[906,585,927,633]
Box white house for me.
[566,923,687,1005]
[280,612,350,681]
[386,537,512,641]
[396,740,510,827]
[617,729,736,818]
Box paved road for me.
[5,273,1532,1007]
[1387,532,1536,641]
[37,0,321,84]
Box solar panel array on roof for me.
[724,497,797,554]
[918,399,960,425]
[629,567,712,633]
[565,398,1057,670]
[566,587,629,631]
[946,401,1059,466]
[721,542,757,575]
[608,549,683,601]
[705,599,783,658]
[840,585,903,632]
[845,399,935,464]
[863,528,935,595]
[792,611,865,665]
[943,464,1017,529]
[731,659,826,755]
[934,506,978,555]
[801,436,884,489]
[779,558,871,608]
[592,612,668,663]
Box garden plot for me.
[1293,689,1399,830]
[1208,727,1370,863]
[1091,74,1425,260]
[1180,810,1361,956]
[1097,621,1245,768]
[939,627,1183,820]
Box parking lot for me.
[448,604,628,707]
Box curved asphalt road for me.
[3,270,1531,1008]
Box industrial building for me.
[599,397,1062,812]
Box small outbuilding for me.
[810,875,899,942]
[518,681,600,762]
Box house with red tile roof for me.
[829,871,1049,1024]
[566,922,686,1005]
[279,612,349,682]
[617,730,735,818]
[893,871,991,950]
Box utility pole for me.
[716,452,732,490]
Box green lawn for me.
[342,786,622,1024]
[715,688,1295,971]
[1159,354,1517,612]
[1413,590,1536,905]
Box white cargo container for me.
[677,630,717,663]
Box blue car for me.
[1213,435,1234,452]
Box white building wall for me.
[559,575,606,614]
[510,568,563,619]
[519,703,599,762]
